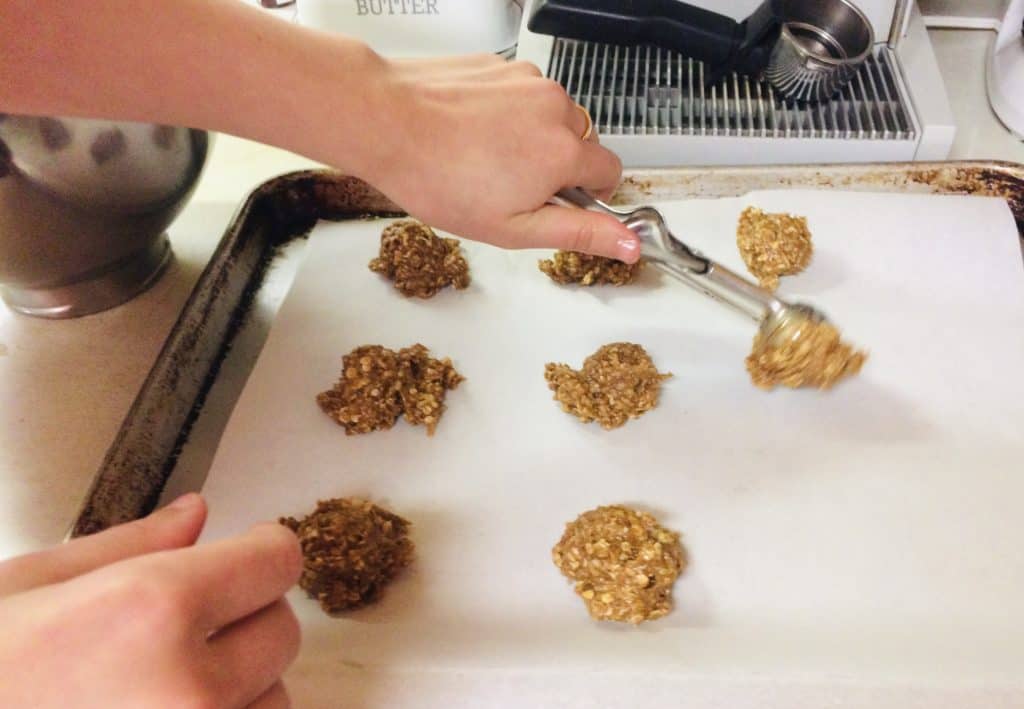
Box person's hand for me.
[319,53,640,263]
[0,494,302,709]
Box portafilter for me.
[528,0,875,103]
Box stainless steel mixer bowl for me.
[765,0,875,102]
[0,115,209,318]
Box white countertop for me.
[1,29,1022,559]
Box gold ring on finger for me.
[574,103,594,141]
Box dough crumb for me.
[369,220,470,298]
[539,251,643,286]
[317,344,463,435]
[737,206,813,290]
[281,498,413,615]
[544,343,671,429]
[552,505,686,624]
[746,319,867,390]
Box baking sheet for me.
[200,190,1024,702]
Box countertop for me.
[1,29,1022,559]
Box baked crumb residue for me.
[552,505,686,624]
[369,219,470,298]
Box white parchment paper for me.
[199,190,1024,705]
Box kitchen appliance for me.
[517,0,957,166]
[0,117,208,318]
[987,0,1024,139]
[528,0,876,102]
[295,0,524,58]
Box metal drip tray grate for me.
[548,39,916,140]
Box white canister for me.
[296,0,523,58]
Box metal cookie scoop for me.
[552,188,827,345]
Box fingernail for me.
[166,492,199,511]
[615,237,640,263]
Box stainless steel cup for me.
[765,0,875,103]
[0,115,209,318]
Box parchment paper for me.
[199,190,1024,705]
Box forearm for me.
[1,0,635,259]
[0,0,391,178]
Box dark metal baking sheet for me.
[69,161,1024,537]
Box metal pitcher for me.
[0,115,209,318]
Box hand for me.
[0,494,302,709]
[332,53,640,263]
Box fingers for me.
[564,101,614,198]
[572,140,623,200]
[505,205,640,262]
[180,522,302,631]
[247,682,290,709]
[0,493,207,597]
[208,600,301,709]
[568,102,592,141]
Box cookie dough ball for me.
[737,207,813,291]
[281,498,414,615]
[747,319,866,390]
[369,220,470,298]
[552,505,686,624]
[317,344,463,436]
[317,345,403,435]
[395,343,464,432]
[539,251,643,286]
[544,343,671,429]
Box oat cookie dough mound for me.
[369,219,470,298]
[544,343,671,429]
[281,498,414,615]
[747,320,867,390]
[552,505,686,624]
[737,206,813,291]
[539,250,643,286]
[317,344,463,435]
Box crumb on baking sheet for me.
[317,344,463,435]
[552,505,686,624]
[281,498,414,615]
[369,219,470,298]
[746,319,867,390]
[736,207,813,291]
[544,343,671,430]
[539,251,643,286]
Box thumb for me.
[505,205,640,262]
[0,493,207,597]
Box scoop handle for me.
[527,0,778,77]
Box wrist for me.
[274,35,405,183]
[322,51,418,188]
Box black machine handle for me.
[528,0,780,79]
